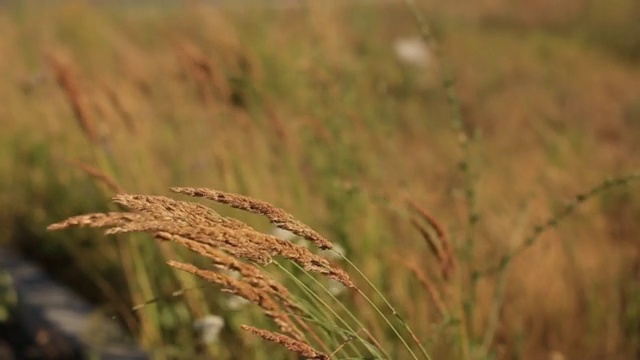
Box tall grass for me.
[1,1,640,359]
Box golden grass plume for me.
[48,187,356,359]
[241,325,330,360]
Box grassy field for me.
[1,1,640,359]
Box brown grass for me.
[174,39,231,107]
[241,325,330,360]
[48,187,357,359]
[65,159,123,193]
[407,202,456,280]
[168,260,305,342]
[5,2,640,358]
[171,187,335,250]
[47,51,99,144]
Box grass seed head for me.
[48,188,359,354]
[171,187,334,249]
[169,261,305,341]
[241,325,329,360]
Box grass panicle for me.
[48,187,412,359]
[18,3,640,359]
[171,187,334,250]
[241,325,330,360]
[167,260,305,342]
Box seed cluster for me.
[48,187,354,359]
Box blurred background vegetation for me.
[1,0,639,359]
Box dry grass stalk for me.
[168,261,305,341]
[153,230,272,267]
[65,159,123,193]
[47,52,99,144]
[48,188,359,355]
[112,194,246,231]
[103,82,137,134]
[174,40,230,106]
[408,200,456,279]
[170,187,334,250]
[161,234,302,315]
[241,325,330,360]
[106,194,353,287]
[170,234,329,350]
[47,212,148,231]
[123,219,353,287]
[153,232,327,350]
[403,260,447,317]
[410,218,446,264]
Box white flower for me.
[327,279,347,297]
[393,37,433,68]
[224,295,250,310]
[318,243,346,262]
[270,227,298,242]
[220,269,241,280]
[193,315,225,344]
[271,226,312,248]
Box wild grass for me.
[46,177,640,360]
[2,1,640,359]
[47,189,404,359]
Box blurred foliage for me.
[0,1,639,359]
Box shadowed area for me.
[0,249,147,360]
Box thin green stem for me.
[479,261,509,355]
[340,254,430,360]
[477,173,640,277]
[402,1,479,352]
[273,261,386,359]
[477,173,640,354]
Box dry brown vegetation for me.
[1,1,640,359]
[49,189,353,358]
